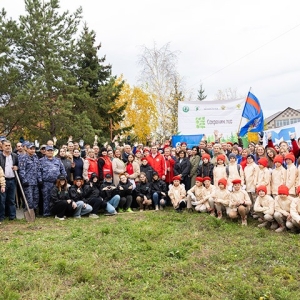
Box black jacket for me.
[117,179,133,197]
[0,152,18,174]
[136,181,151,199]
[69,185,86,202]
[50,186,70,210]
[174,157,191,179]
[140,164,155,182]
[197,162,214,183]
[150,179,167,196]
[100,181,118,201]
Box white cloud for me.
[2,0,300,115]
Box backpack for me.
[226,164,241,177]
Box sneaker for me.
[139,209,144,212]
[74,215,81,219]
[155,205,159,211]
[104,211,117,216]
[210,211,215,217]
[257,221,268,228]
[118,209,125,213]
[275,226,285,233]
[159,206,164,211]
[55,215,65,221]
[125,208,134,213]
[241,218,247,226]
[89,214,99,219]
[252,214,259,219]
[217,211,222,219]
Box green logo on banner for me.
[182,106,189,113]
[196,117,205,129]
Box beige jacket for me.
[126,161,140,182]
[285,164,298,195]
[213,165,227,187]
[271,166,287,195]
[227,163,244,186]
[187,185,204,201]
[290,197,300,224]
[212,188,230,207]
[112,158,126,186]
[168,184,186,208]
[257,167,271,195]
[254,195,275,215]
[274,195,292,217]
[244,162,259,192]
[229,190,251,209]
[0,166,5,188]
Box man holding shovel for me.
[19,143,42,215]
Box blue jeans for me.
[152,192,166,207]
[106,195,120,213]
[0,179,16,221]
[73,201,92,216]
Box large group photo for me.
[1,0,300,299]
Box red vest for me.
[86,157,99,179]
[99,156,113,177]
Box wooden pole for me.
[237,87,252,136]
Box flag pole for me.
[237,87,252,136]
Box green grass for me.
[0,209,299,300]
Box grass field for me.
[0,209,299,300]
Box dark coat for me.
[136,181,151,199]
[174,157,191,179]
[117,179,133,197]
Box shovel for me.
[14,171,35,222]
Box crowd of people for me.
[1,132,300,234]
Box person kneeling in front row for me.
[168,175,187,213]
[50,174,83,220]
[228,179,251,226]
[253,185,275,228]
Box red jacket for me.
[147,153,166,179]
[164,155,176,183]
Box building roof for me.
[265,107,300,124]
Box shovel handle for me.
[14,170,30,212]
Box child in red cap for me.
[186,177,204,211]
[271,155,286,197]
[229,179,252,226]
[257,157,271,195]
[192,176,216,215]
[213,178,231,219]
[213,154,227,188]
[168,175,187,213]
[273,185,293,232]
[284,153,297,196]
[197,153,214,183]
[253,185,275,228]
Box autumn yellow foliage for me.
[114,76,158,144]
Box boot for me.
[241,217,247,226]
[270,221,279,230]
[275,225,285,233]
[257,221,268,228]
[217,211,222,219]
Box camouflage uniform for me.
[19,153,42,210]
[40,156,66,216]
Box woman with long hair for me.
[125,154,140,185]
[189,146,201,187]
[112,149,126,186]
[117,173,134,212]
[50,174,82,220]
[174,150,191,190]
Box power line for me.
[190,22,300,88]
